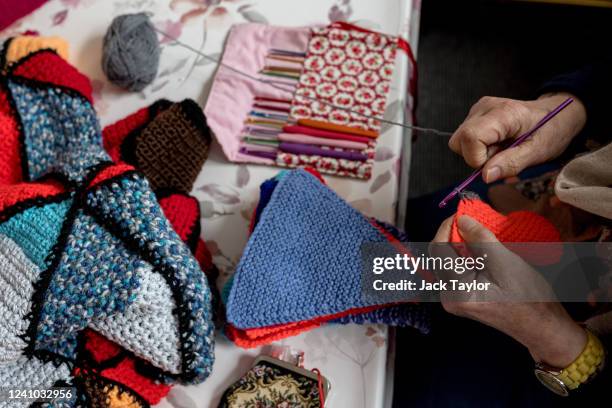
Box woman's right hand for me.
[449,92,587,183]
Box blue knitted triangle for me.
[227,169,391,329]
[0,199,72,269]
[35,210,141,358]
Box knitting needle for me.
[438,97,574,208]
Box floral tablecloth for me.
[0,0,420,406]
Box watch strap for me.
[556,329,605,390]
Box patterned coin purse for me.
[218,356,329,408]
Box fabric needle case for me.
[205,22,415,180]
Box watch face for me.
[534,369,569,397]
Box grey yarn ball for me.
[102,13,160,92]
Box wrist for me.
[529,319,587,368]
[536,92,587,140]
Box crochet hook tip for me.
[437,96,574,210]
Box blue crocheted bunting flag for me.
[7,79,109,183]
[85,172,215,383]
[236,178,431,332]
[227,169,397,329]
[35,210,142,358]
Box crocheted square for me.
[450,198,562,265]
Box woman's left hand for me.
[432,215,587,367]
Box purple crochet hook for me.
[438,97,574,208]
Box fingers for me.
[432,216,453,243]
[449,97,531,170]
[456,215,498,243]
[482,138,547,183]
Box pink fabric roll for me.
[278,132,368,150]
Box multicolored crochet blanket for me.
[0,41,215,406]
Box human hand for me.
[431,215,587,368]
[449,92,587,183]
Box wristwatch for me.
[534,329,606,396]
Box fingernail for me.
[484,166,501,183]
[457,215,478,231]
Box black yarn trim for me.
[0,191,72,225]
[18,161,115,358]
[0,37,13,72]
[148,98,173,115]
[117,99,173,166]
[36,171,79,190]
[186,208,202,253]
[177,98,213,144]
[83,173,205,383]
[7,73,94,111]
[73,368,150,408]
[119,124,140,166]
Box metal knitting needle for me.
[154,28,454,137]
[438,97,574,208]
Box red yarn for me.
[82,330,171,405]
[11,51,93,103]
[0,86,22,184]
[88,164,135,187]
[158,194,199,243]
[0,181,64,212]
[100,358,171,405]
[450,199,562,265]
[226,304,393,348]
[83,330,122,363]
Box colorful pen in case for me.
[267,55,306,64]
[239,146,277,160]
[246,118,286,127]
[263,66,302,74]
[243,136,280,147]
[269,48,307,58]
[250,111,290,121]
[244,127,281,136]
[279,142,368,161]
[283,125,372,144]
[297,119,379,139]
[277,133,368,151]
[240,144,278,154]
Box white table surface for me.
[0,0,419,406]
